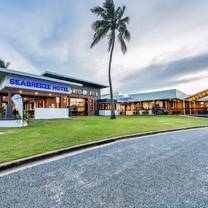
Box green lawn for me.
[0,115,208,164]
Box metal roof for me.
[0,67,82,87]
[42,71,108,89]
[186,88,208,101]
[117,89,187,102]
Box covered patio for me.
[185,89,208,115]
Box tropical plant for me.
[90,0,131,119]
[16,110,30,127]
[0,58,10,68]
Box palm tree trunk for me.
[0,96,2,119]
[108,31,116,119]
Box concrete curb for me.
[0,126,208,172]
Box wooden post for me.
[59,96,62,108]
[189,101,191,115]
[183,100,186,115]
[193,101,196,114]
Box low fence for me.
[99,110,120,116]
[0,120,28,128]
[34,108,69,120]
[117,108,208,116]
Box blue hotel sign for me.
[119,97,132,102]
[8,76,71,94]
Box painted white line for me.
[0,127,207,177]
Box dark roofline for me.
[0,67,82,86]
[42,71,108,89]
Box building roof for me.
[198,96,208,102]
[186,88,208,101]
[117,89,187,102]
[42,71,108,89]
[0,67,82,87]
[0,68,108,89]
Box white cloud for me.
[0,0,208,95]
[0,41,38,73]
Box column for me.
[59,96,62,108]
[193,101,196,114]
[183,100,186,115]
[189,101,191,115]
[174,100,176,114]
[68,96,72,117]
[7,90,14,119]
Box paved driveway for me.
[1,128,208,208]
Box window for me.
[89,98,94,112]
[72,89,78,94]
[90,91,96,96]
[78,89,83,95]
[143,102,149,109]
[83,90,88,95]
[70,98,86,115]
[56,97,60,104]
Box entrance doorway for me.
[23,97,46,118]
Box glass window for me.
[143,102,149,109]
[89,98,94,111]
[56,97,60,104]
[72,89,78,94]
[83,90,88,95]
[78,89,83,95]
[70,98,86,115]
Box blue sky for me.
[0,0,208,94]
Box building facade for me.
[1,67,208,119]
[98,89,208,115]
[0,68,107,119]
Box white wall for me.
[0,120,28,128]
[99,110,119,116]
[34,108,69,119]
[126,111,134,116]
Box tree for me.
[90,0,130,119]
[0,58,10,119]
[0,58,10,68]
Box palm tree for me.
[0,58,10,68]
[90,0,130,119]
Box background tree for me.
[0,58,10,119]
[0,58,10,68]
[90,0,131,119]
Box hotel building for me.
[1,67,208,120]
[0,68,107,119]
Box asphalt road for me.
[1,128,208,208]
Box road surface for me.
[1,128,208,208]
